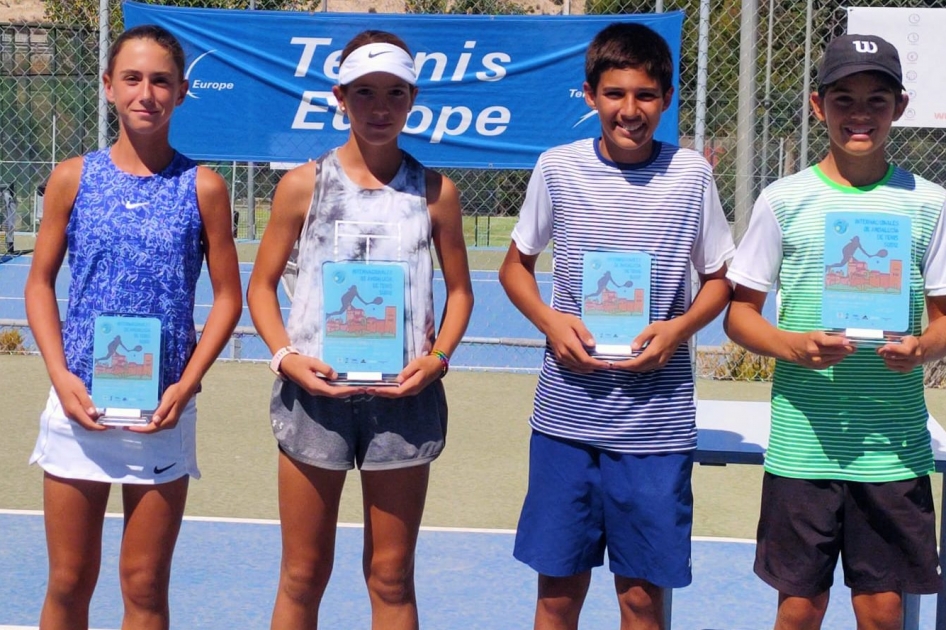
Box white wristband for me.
[270,345,299,378]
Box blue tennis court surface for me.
[0,257,775,371]
[1,510,934,629]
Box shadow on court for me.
[2,355,945,627]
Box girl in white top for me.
[247,30,473,629]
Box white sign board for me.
[848,7,946,128]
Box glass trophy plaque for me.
[91,314,163,426]
[321,261,407,385]
[581,251,652,358]
[822,211,912,343]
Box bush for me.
[925,359,946,389]
[699,341,774,382]
[0,328,25,354]
[700,344,946,389]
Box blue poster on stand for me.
[822,212,912,340]
[123,2,682,168]
[322,262,406,382]
[581,251,652,357]
[91,315,163,419]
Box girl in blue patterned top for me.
[247,30,473,629]
[25,25,242,629]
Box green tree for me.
[405,0,447,12]
[447,0,528,14]
[406,0,530,16]
[45,0,321,32]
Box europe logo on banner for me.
[122,1,682,168]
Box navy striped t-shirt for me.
[511,138,735,453]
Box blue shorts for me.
[514,430,693,587]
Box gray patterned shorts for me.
[270,378,447,471]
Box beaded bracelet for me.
[429,349,450,377]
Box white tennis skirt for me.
[29,388,201,484]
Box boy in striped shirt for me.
[726,34,946,630]
[500,22,734,629]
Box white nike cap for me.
[337,42,417,86]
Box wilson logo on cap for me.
[853,41,878,54]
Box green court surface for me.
[3,354,944,540]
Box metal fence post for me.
[734,0,758,235]
[694,0,710,156]
[800,0,814,169]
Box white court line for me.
[0,509,44,516]
[0,509,513,534]
[470,277,552,284]
[1,285,552,309]
[0,509,754,543]
[693,535,755,544]
[3,259,544,276]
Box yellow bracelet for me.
[429,349,449,377]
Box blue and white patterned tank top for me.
[285,149,435,361]
[62,148,204,391]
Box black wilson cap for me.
[818,34,904,91]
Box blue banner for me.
[123,2,682,168]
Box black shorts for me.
[754,472,942,597]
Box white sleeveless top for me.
[284,148,436,362]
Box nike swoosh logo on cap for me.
[367,51,391,58]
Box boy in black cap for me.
[725,34,946,630]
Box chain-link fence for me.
[3,0,946,380]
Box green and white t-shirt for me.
[728,165,946,481]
